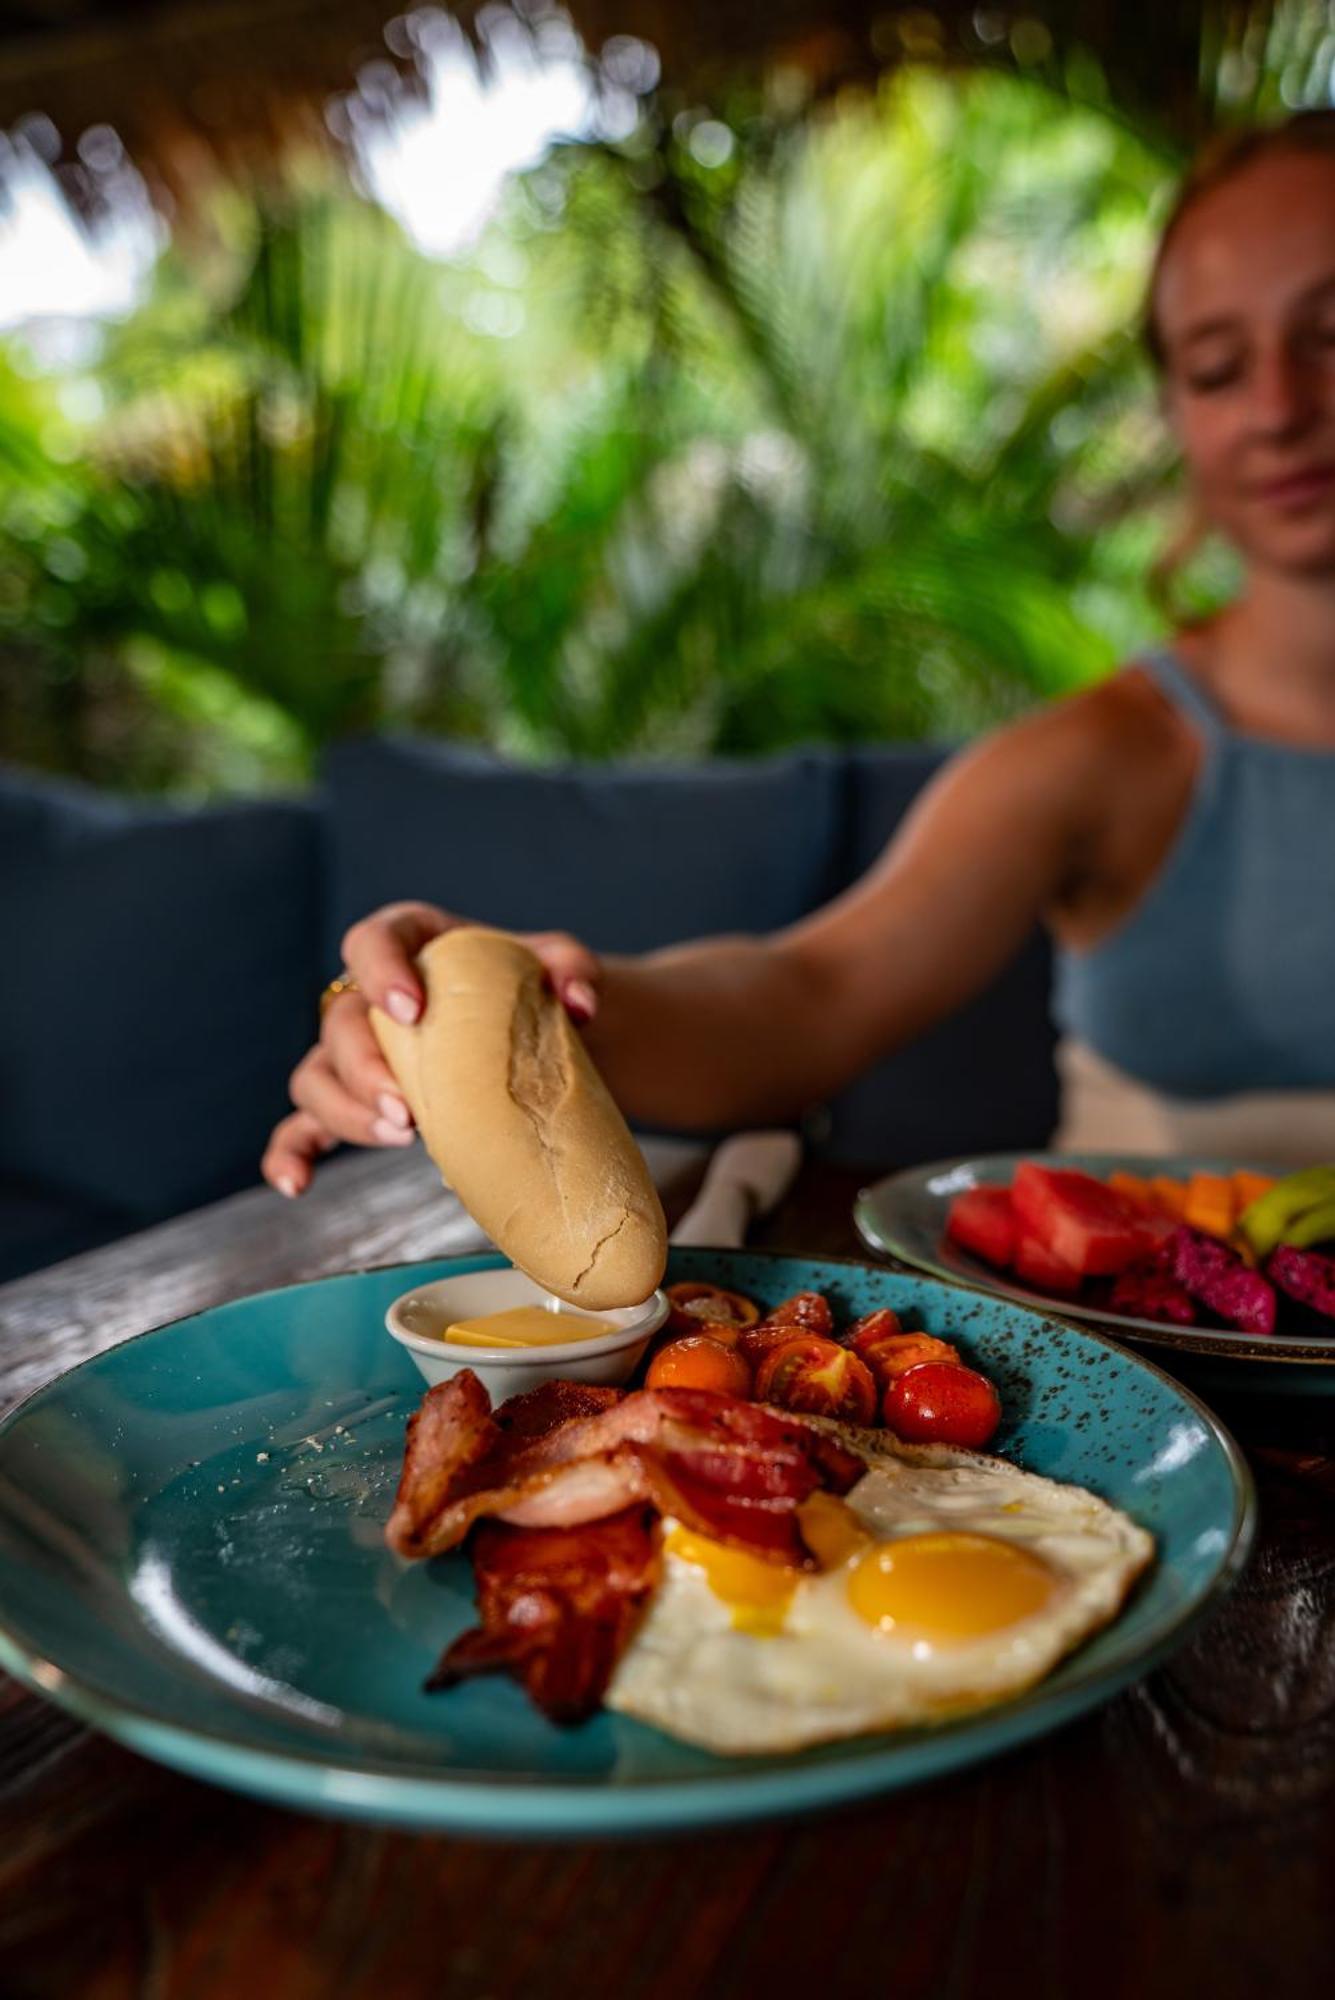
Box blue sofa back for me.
[824,747,1057,1162]
[0,765,324,1276]
[1,741,1057,1282]
[322,737,848,955]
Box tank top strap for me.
[1140,646,1226,738]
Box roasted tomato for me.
[847,1313,961,1392]
[755,1335,878,1426]
[882,1362,1001,1449]
[738,1290,835,1365]
[664,1281,761,1346]
[844,1307,904,1348]
[646,1335,753,1396]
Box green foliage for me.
[0,69,1188,795]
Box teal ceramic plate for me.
[856,1152,1335,1396]
[0,1248,1253,1836]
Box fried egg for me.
[605,1428,1153,1754]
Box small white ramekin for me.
[385,1264,669,1400]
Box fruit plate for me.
[855,1152,1335,1395]
[0,1248,1252,1836]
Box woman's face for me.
[1154,150,1335,579]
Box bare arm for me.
[582,699,1103,1128]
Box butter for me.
[442,1305,610,1349]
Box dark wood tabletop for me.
[1,1149,1332,2000]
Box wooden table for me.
[0,1151,1332,2000]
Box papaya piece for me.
[1108,1170,1154,1211]
[1184,1172,1235,1240]
[1150,1176,1188,1220]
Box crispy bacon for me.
[427,1507,661,1724]
[384,1368,498,1558]
[384,1375,653,1559]
[492,1380,622,1441]
[386,1374,864,1565]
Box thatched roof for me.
[0,1,1272,214]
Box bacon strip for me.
[493,1380,621,1441]
[384,1369,498,1558]
[386,1374,864,1565]
[427,1507,661,1724]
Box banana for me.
[1281,1195,1335,1251]
[1240,1166,1335,1257]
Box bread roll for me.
[370,927,667,1308]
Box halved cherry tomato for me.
[883,1362,1001,1448]
[844,1307,903,1347]
[847,1314,961,1392]
[755,1335,878,1426]
[664,1281,761,1345]
[738,1290,835,1365]
[768,1290,835,1334]
[646,1335,753,1396]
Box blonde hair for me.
[1144,109,1335,618]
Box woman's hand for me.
[261,902,603,1197]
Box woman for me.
[264,112,1335,1193]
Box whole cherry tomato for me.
[882,1362,1001,1448]
[755,1335,878,1426]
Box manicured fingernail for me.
[377,1092,412,1129]
[276,1175,299,1198]
[372,1118,415,1146]
[564,979,597,1022]
[386,987,421,1025]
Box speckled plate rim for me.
[856,1153,1335,1368]
[0,1248,1256,1837]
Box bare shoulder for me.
[1052,665,1191,770]
[931,666,1186,824]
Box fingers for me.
[322,993,413,1132]
[290,1045,417,1150]
[262,1110,338,1198]
[340,902,453,1024]
[523,930,604,1023]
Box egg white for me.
[604,1429,1154,1755]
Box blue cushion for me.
[322,737,846,959]
[821,746,1058,1165]
[0,765,324,1223]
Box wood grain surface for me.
[0,1151,1331,2000]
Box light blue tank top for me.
[1052,648,1335,1099]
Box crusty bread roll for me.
[370,927,667,1309]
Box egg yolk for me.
[796,1491,873,1568]
[664,1527,798,1634]
[847,1532,1057,1644]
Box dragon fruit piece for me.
[1169,1225,1277,1336]
[1267,1244,1335,1326]
[1109,1269,1199,1326]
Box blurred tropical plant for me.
[0,66,1184,794]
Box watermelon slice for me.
[1012,1230,1083,1298]
[1011,1163,1145,1278]
[945,1187,1016,1269]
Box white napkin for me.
[668,1130,803,1249]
